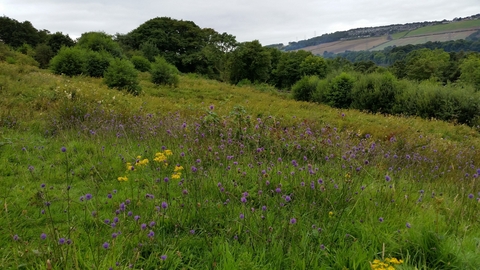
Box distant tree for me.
[405,49,450,81]
[0,16,41,47]
[76,32,122,57]
[273,50,312,89]
[84,50,112,77]
[34,43,54,69]
[459,54,480,90]
[124,17,206,73]
[299,55,328,78]
[47,32,75,53]
[228,40,271,84]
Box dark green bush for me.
[131,55,151,72]
[34,43,54,69]
[325,72,355,108]
[292,75,320,101]
[103,58,141,95]
[85,50,112,77]
[150,57,179,87]
[49,46,86,76]
[351,72,401,114]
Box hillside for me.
[283,16,480,55]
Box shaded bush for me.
[85,50,112,77]
[131,55,151,72]
[103,58,141,95]
[49,46,86,76]
[34,43,54,69]
[351,72,401,114]
[325,72,355,108]
[150,57,179,87]
[292,75,320,101]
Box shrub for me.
[150,57,179,87]
[103,58,141,95]
[34,43,54,69]
[131,55,151,72]
[325,72,355,108]
[84,50,112,77]
[49,47,86,76]
[351,72,401,114]
[292,75,320,101]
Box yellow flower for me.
[164,149,173,156]
[154,152,167,163]
[329,211,334,217]
[117,176,128,182]
[171,172,181,179]
[174,165,184,172]
[137,158,149,166]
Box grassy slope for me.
[1,62,480,269]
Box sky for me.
[1,0,479,45]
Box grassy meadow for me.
[1,61,480,269]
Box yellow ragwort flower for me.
[174,165,184,172]
[117,176,128,182]
[171,172,181,179]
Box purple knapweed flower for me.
[141,223,147,230]
[406,222,411,228]
[239,213,245,219]
[160,255,167,261]
[85,193,92,200]
[161,202,168,209]
[40,233,47,240]
[379,217,384,222]
[148,230,154,238]
[58,238,66,245]
[61,147,67,153]
[385,175,391,182]
[103,242,109,249]
[290,218,297,224]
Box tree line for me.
[1,15,480,126]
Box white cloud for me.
[2,0,479,45]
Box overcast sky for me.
[2,0,479,45]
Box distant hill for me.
[268,14,480,55]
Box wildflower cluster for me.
[370,257,403,270]
[118,156,149,182]
[172,164,184,179]
[154,150,172,164]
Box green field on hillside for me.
[405,19,480,37]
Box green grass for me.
[405,20,480,37]
[1,61,480,269]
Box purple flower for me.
[113,217,119,223]
[13,235,19,241]
[112,233,118,239]
[320,244,325,250]
[275,188,281,193]
[134,215,140,221]
[40,183,45,188]
[40,233,47,240]
[190,229,195,235]
[148,230,154,238]
[85,193,92,200]
[61,147,67,152]
[406,222,411,228]
[379,217,384,222]
[104,219,110,224]
[161,202,168,209]
[141,223,147,230]
[160,255,167,261]
[59,238,66,245]
[241,197,247,203]
[262,205,267,211]
[119,203,126,211]
[239,213,245,219]
[107,193,112,199]
[285,195,291,202]
[149,221,156,227]
[290,218,297,224]
[103,242,109,249]
[385,175,391,182]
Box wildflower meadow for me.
[1,62,479,269]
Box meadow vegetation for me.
[1,49,480,269]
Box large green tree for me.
[404,48,450,81]
[123,17,207,73]
[272,50,312,89]
[228,40,271,84]
[0,16,41,47]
